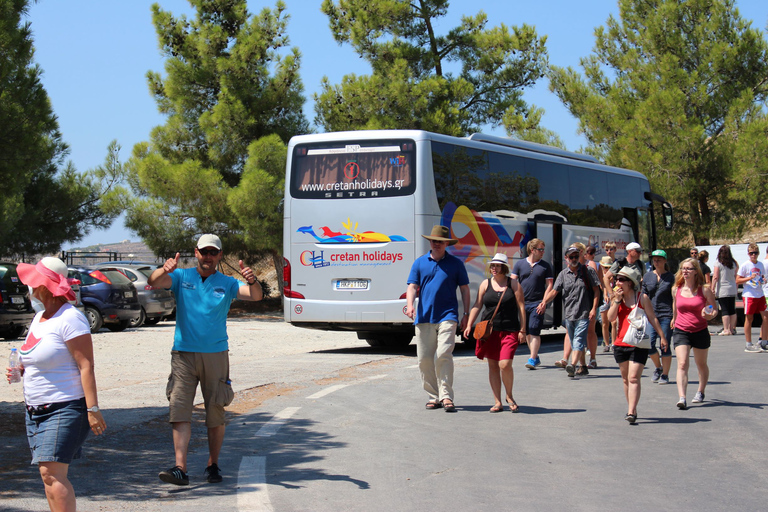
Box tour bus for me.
[283,130,673,347]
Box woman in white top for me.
[6,257,106,512]
[712,245,738,336]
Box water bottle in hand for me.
[8,348,21,384]
[705,305,715,316]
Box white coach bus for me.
[282,130,673,347]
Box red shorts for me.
[476,331,520,361]
[744,296,767,315]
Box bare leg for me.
[207,425,226,466]
[760,312,768,341]
[728,314,737,334]
[499,359,514,401]
[661,355,673,378]
[587,317,598,360]
[626,361,644,415]
[528,335,541,360]
[676,345,691,399]
[39,462,75,512]
[601,311,611,347]
[744,314,754,343]
[172,421,192,472]
[563,334,571,362]
[692,348,709,394]
[487,359,502,408]
[649,351,661,371]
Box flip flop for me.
[489,404,503,413]
[425,401,442,410]
[506,398,519,413]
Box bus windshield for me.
[290,139,417,199]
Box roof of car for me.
[95,261,160,268]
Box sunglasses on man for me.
[199,248,220,256]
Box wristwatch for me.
[87,405,100,413]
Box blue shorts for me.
[565,318,589,351]
[25,398,90,465]
[524,303,544,336]
[648,316,673,357]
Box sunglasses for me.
[567,255,579,260]
[681,267,694,272]
[616,276,632,283]
[749,252,759,256]
[199,248,220,256]
[490,263,503,268]
[533,247,545,252]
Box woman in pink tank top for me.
[671,258,718,410]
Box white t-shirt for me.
[19,303,91,405]
[738,260,766,299]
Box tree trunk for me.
[271,249,284,297]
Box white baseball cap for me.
[626,242,642,252]
[197,234,222,250]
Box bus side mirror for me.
[662,202,673,230]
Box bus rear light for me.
[400,287,419,299]
[282,257,305,299]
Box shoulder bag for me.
[623,293,651,349]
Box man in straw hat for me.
[406,225,470,412]
[149,234,263,486]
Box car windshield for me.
[137,267,154,280]
[0,264,15,280]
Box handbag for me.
[623,293,651,349]
[473,279,507,341]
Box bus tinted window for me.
[431,141,644,229]
[290,140,416,199]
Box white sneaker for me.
[745,343,762,353]
[692,391,705,403]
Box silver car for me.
[95,262,175,327]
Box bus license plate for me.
[335,279,369,290]
[10,296,24,304]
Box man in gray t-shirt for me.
[604,242,645,291]
[542,247,599,378]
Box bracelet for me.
[613,300,622,304]
[463,312,469,316]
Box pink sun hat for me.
[16,257,76,301]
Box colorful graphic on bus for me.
[297,217,408,243]
[440,202,530,275]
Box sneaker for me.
[565,363,575,377]
[587,359,597,369]
[159,465,189,486]
[534,356,541,367]
[658,374,670,385]
[745,343,762,353]
[676,397,687,410]
[732,328,738,335]
[205,463,223,483]
[555,359,567,368]
[761,340,768,352]
[692,391,705,403]
[575,365,589,376]
[602,344,612,352]
[652,367,663,383]
[525,357,536,370]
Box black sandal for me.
[425,401,442,410]
[442,399,456,412]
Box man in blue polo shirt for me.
[406,225,470,412]
[149,234,263,486]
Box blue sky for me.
[24,0,767,248]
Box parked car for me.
[67,266,141,333]
[0,262,35,340]
[95,262,175,327]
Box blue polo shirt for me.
[169,267,242,352]
[407,252,469,325]
[512,258,554,304]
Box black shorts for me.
[613,345,649,365]
[717,296,736,316]
[673,328,711,350]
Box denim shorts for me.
[524,303,544,336]
[648,316,673,356]
[25,397,90,465]
[565,318,589,351]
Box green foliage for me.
[549,0,768,245]
[124,0,307,263]
[0,0,119,258]
[315,0,548,137]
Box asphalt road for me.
[1,318,766,511]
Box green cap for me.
[651,249,667,259]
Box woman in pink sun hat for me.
[7,257,106,512]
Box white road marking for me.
[367,374,388,380]
[237,456,272,512]
[255,407,301,437]
[305,384,349,399]
[405,364,419,369]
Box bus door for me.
[531,219,562,329]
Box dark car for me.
[95,262,175,327]
[0,262,35,340]
[67,266,141,333]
